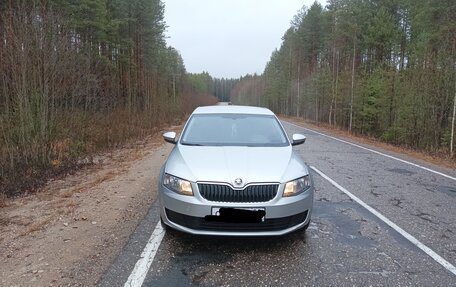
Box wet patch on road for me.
[386,168,415,176]
[390,198,404,208]
[413,212,436,224]
[145,230,311,287]
[144,240,231,287]
[436,185,456,197]
[370,189,382,197]
[314,201,375,249]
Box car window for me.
[180,114,289,147]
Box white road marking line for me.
[311,166,456,276]
[284,121,456,181]
[124,221,166,287]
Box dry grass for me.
[0,215,13,227]
[59,190,74,198]
[36,192,56,202]
[131,151,145,161]
[67,170,119,195]
[0,193,9,208]
[0,110,177,198]
[1,215,35,228]
[50,199,77,209]
[57,207,76,216]
[20,217,53,236]
[48,199,79,216]
[93,171,118,186]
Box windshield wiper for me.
[181,143,205,146]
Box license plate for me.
[211,207,265,216]
[211,207,266,222]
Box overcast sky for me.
[163,0,325,79]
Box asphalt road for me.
[100,121,456,287]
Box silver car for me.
[159,105,314,236]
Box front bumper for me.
[159,180,314,236]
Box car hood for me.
[165,145,308,186]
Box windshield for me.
[180,114,289,147]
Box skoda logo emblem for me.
[234,178,243,186]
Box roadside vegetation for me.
[0,0,217,196]
[2,0,454,197]
[231,0,456,158]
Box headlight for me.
[283,175,311,197]
[163,173,193,196]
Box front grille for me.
[198,183,279,203]
[166,208,308,232]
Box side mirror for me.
[163,131,177,144]
[291,134,306,146]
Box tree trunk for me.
[349,38,356,132]
[451,67,456,157]
[297,62,300,117]
[329,47,335,125]
[333,50,340,126]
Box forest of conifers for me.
[231,0,456,157]
[1,0,454,195]
[0,0,219,195]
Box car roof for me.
[192,105,275,115]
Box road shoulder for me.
[0,133,173,286]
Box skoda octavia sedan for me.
[158,105,314,236]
